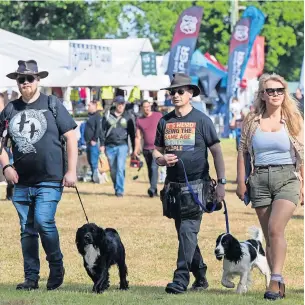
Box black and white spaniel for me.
[76,223,129,293]
[214,227,270,294]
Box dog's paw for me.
[119,281,129,290]
[221,279,235,289]
[236,284,247,294]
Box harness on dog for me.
[179,159,230,234]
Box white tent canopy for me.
[0,30,169,90]
[0,29,67,76]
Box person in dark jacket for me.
[100,96,135,197]
[84,100,102,183]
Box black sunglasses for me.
[169,89,185,96]
[17,75,36,84]
[264,88,285,96]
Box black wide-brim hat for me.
[6,60,49,80]
[161,73,201,97]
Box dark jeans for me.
[143,149,158,192]
[173,215,207,289]
[12,182,63,282]
[86,143,100,182]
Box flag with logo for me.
[166,6,203,79]
[226,6,265,98]
[224,6,265,137]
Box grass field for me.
[0,139,303,305]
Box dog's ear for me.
[96,227,107,249]
[75,228,86,255]
[225,235,243,263]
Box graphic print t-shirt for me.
[1,93,77,185]
[154,108,220,182]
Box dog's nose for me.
[84,233,91,240]
[214,249,220,255]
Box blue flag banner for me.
[240,6,265,80]
[224,6,265,137]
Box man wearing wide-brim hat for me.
[0,60,78,291]
[153,73,226,294]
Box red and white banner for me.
[243,36,265,80]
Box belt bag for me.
[160,179,212,220]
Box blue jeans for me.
[106,144,128,195]
[12,182,63,282]
[86,144,100,182]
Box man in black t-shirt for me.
[0,60,78,291]
[153,73,226,294]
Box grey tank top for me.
[252,125,296,166]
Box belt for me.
[254,164,295,170]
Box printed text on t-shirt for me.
[164,122,196,151]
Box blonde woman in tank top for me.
[236,73,304,301]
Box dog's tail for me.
[248,226,266,256]
[248,226,263,242]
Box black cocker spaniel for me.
[76,223,129,293]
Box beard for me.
[20,86,37,100]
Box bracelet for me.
[156,156,165,166]
[2,164,13,175]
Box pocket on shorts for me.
[248,172,260,200]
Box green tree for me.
[247,1,304,81]
[0,0,93,39]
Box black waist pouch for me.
[160,184,177,219]
[160,179,205,220]
[178,180,203,220]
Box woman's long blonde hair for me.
[253,73,303,137]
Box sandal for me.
[264,280,285,300]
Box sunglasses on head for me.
[169,89,186,96]
[17,75,36,84]
[264,88,285,96]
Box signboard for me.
[69,42,112,71]
[141,52,157,76]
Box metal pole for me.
[231,0,239,33]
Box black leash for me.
[222,200,230,234]
[74,185,90,224]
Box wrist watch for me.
[217,178,227,184]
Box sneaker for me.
[165,282,186,294]
[115,193,124,198]
[47,266,65,291]
[16,279,39,291]
[190,276,209,291]
[147,189,154,198]
[147,189,158,198]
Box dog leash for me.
[222,200,230,234]
[74,185,90,224]
[179,159,217,213]
[179,159,230,233]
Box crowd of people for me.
[0,60,303,302]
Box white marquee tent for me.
[0,29,170,90]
